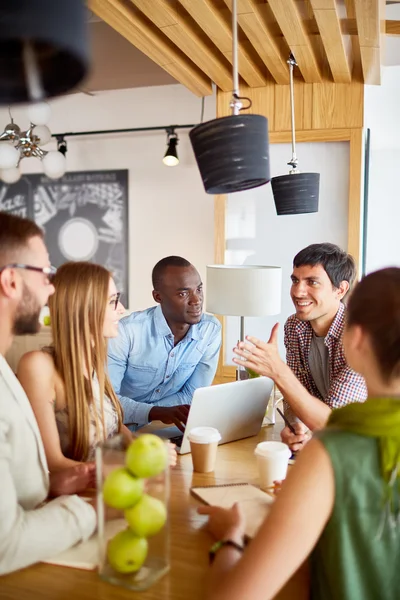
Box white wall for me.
[223,141,350,362]
[364,67,400,273]
[0,85,216,310]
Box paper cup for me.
[188,427,221,473]
[254,441,291,490]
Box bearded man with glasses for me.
[0,212,97,575]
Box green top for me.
[310,429,400,600]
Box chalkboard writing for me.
[0,179,32,219]
[0,170,129,305]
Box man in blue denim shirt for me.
[108,256,221,431]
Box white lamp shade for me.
[27,101,51,126]
[206,265,282,317]
[32,125,52,146]
[0,167,21,184]
[0,143,19,169]
[42,151,66,179]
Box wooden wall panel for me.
[347,128,364,267]
[302,83,313,130]
[216,81,363,130]
[312,82,364,129]
[273,83,305,132]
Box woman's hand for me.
[198,503,245,543]
[48,462,95,497]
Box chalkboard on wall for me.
[0,169,129,306]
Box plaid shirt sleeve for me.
[324,340,367,408]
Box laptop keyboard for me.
[169,434,183,447]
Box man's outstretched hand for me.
[149,405,190,432]
[232,323,286,380]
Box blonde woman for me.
[18,262,176,470]
[16,261,132,470]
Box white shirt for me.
[0,355,96,575]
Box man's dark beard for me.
[13,282,42,336]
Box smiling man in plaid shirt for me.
[234,243,367,452]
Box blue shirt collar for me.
[153,304,202,341]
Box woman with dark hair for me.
[200,267,400,600]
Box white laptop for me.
[155,376,274,454]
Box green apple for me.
[125,434,168,478]
[246,367,260,379]
[102,467,144,510]
[43,315,51,326]
[107,528,148,574]
[125,494,167,537]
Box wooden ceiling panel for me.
[95,0,387,94]
[386,21,400,35]
[223,40,271,86]
[353,0,385,84]
[343,0,363,81]
[223,0,290,84]
[178,0,268,87]
[131,0,234,91]
[89,0,212,96]
[309,0,352,83]
[267,0,322,82]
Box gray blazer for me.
[0,355,96,575]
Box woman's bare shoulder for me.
[18,349,56,378]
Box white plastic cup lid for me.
[188,427,222,444]
[254,441,291,459]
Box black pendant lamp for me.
[189,0,270,195]
[271,55,320,215]
[0,0,89,105]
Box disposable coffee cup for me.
[188,427,222,473]
[254,441,291,490]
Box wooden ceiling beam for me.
[130,0,233,91]
[386,20,400,35]
[178,0,268,87]
[221,0,289,84]
[353,0,385,84]
[89,0,212,97]
[309,0,352,83]
[267,0,322,82]
[238,0,290,84]
[343,0,362,81]
[213,17,400,37]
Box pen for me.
[276,407,297,435]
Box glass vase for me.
[96,433,170,591]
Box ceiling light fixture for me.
[0,0,89,105]
[56,136,68,156]
[163,128,179,167]
[189,0,270,194]
[0,102,67,183]
[271,54,320,215]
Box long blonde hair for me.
[48,261,123,461]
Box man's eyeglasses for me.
[109,292,121,310]
[0,263,57,283]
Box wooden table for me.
[0,424,308,600]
